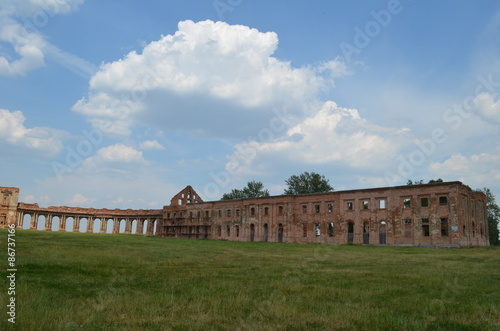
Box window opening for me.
[441,218,448,236]
[328,222,334,237]
[421,197,429,207]
[422,224,430,236]
[403,198,411,208]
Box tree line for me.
[221,174,499,245]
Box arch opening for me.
[37,215,46,231]
[51,216,60,232]
[79,218,88,233]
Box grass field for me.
[0,229,499,330]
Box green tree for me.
[221,181,270,200]
[284,172,333,195]
[477,188,500,246]
[407,179,443,185]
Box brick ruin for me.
[0,187,161,235]
[0,181,490,246]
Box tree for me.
[284,172,333,195]
[221,181,270,200]
[477,188,499,246]
[407,178,443,185]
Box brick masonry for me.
[0,181,489,246]
[161,182,489,247]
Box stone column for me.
[148,219,156,235]
[73,217,80,233]
[86,217,94,233]
[45,214,54,231]
[112,218,119,234]
[100,218,106,233]
[124,218,131,234]
[15,212,23,228]
[30,213,38,230]
[45,214,53,231]
[59,215,66,231]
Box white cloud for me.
[72,20,346,138]
[37,169,176,209]
[96,143,144,163]
[226,101,409,177]
[0,108,64,155]
[0,0,84,16]
[0,19,46,75]
[0,0,87,76]
[315,59,350,84]
[429,151,500,187]
[66,193,95,206]
[139,140,165,150]
[475,92,500,123]
[76,143,146,175]
[22,194,51,206]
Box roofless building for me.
[0,181,489,246]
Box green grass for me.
[0,229,499,330]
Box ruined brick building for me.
[0,181,490,246]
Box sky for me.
[1,0,500,209]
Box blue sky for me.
[1,0,499,209]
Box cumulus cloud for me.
[72,20,346,138]
[0,108,64,155]
[66,193,95,206]
[22,194,51,206]
[38,169,177,209]
[76,143,146,175]
[139,140,165,150]
[429,151,500,186]
[0,18,46,75]
[0,0,87,76]
[225,101,408,176]
[475,92,500,123]
[96,143,144,162]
